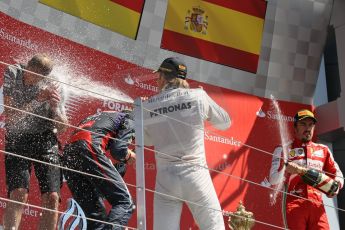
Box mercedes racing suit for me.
[143,87,231,230]
[269,139,344,230]
[62,111,135,230]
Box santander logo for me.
[256,107,294,122]
[124,74,135,85]
[124,74,158,92]
[256,108,266,118]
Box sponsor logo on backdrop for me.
[124,74,135,85]
[204,131,241,147]
[256,107,294,122]
[97,100,132,114]
[0,200,39,217]
[124,75,158,92]
[0,28,38,50]
[256,108,265,117]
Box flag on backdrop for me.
[161,0,267,73]
[39,0,145,39]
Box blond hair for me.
[161,72,189,90]
[27,53,54,76]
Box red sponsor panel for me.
[0,12,312,229]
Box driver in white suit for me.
[143,57,231,230]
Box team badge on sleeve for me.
[289,150,296,157]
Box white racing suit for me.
[143,87,231,230]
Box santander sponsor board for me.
[124,74,158,92]
[0,28,39,51]
[204,131,241,147]
[256,108,295,122]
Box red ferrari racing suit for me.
[269,139,344,230]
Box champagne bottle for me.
[301,168,339,196]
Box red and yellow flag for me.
[161,0,267,73]
[39,0,145,39]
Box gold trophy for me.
[225,201,255,230]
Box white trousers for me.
[153,163,225,230]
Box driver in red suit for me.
[269,109,344,230]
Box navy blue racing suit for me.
[62,111,135,230]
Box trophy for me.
[225,201,255,230]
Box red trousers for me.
[286,198,329,230]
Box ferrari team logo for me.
[309,148,314,155]
[185,6,208,34]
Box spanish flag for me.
[161,0,267,73]
[39,0,144,39]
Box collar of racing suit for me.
[162,84,179,91]
[292,138,312,147]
